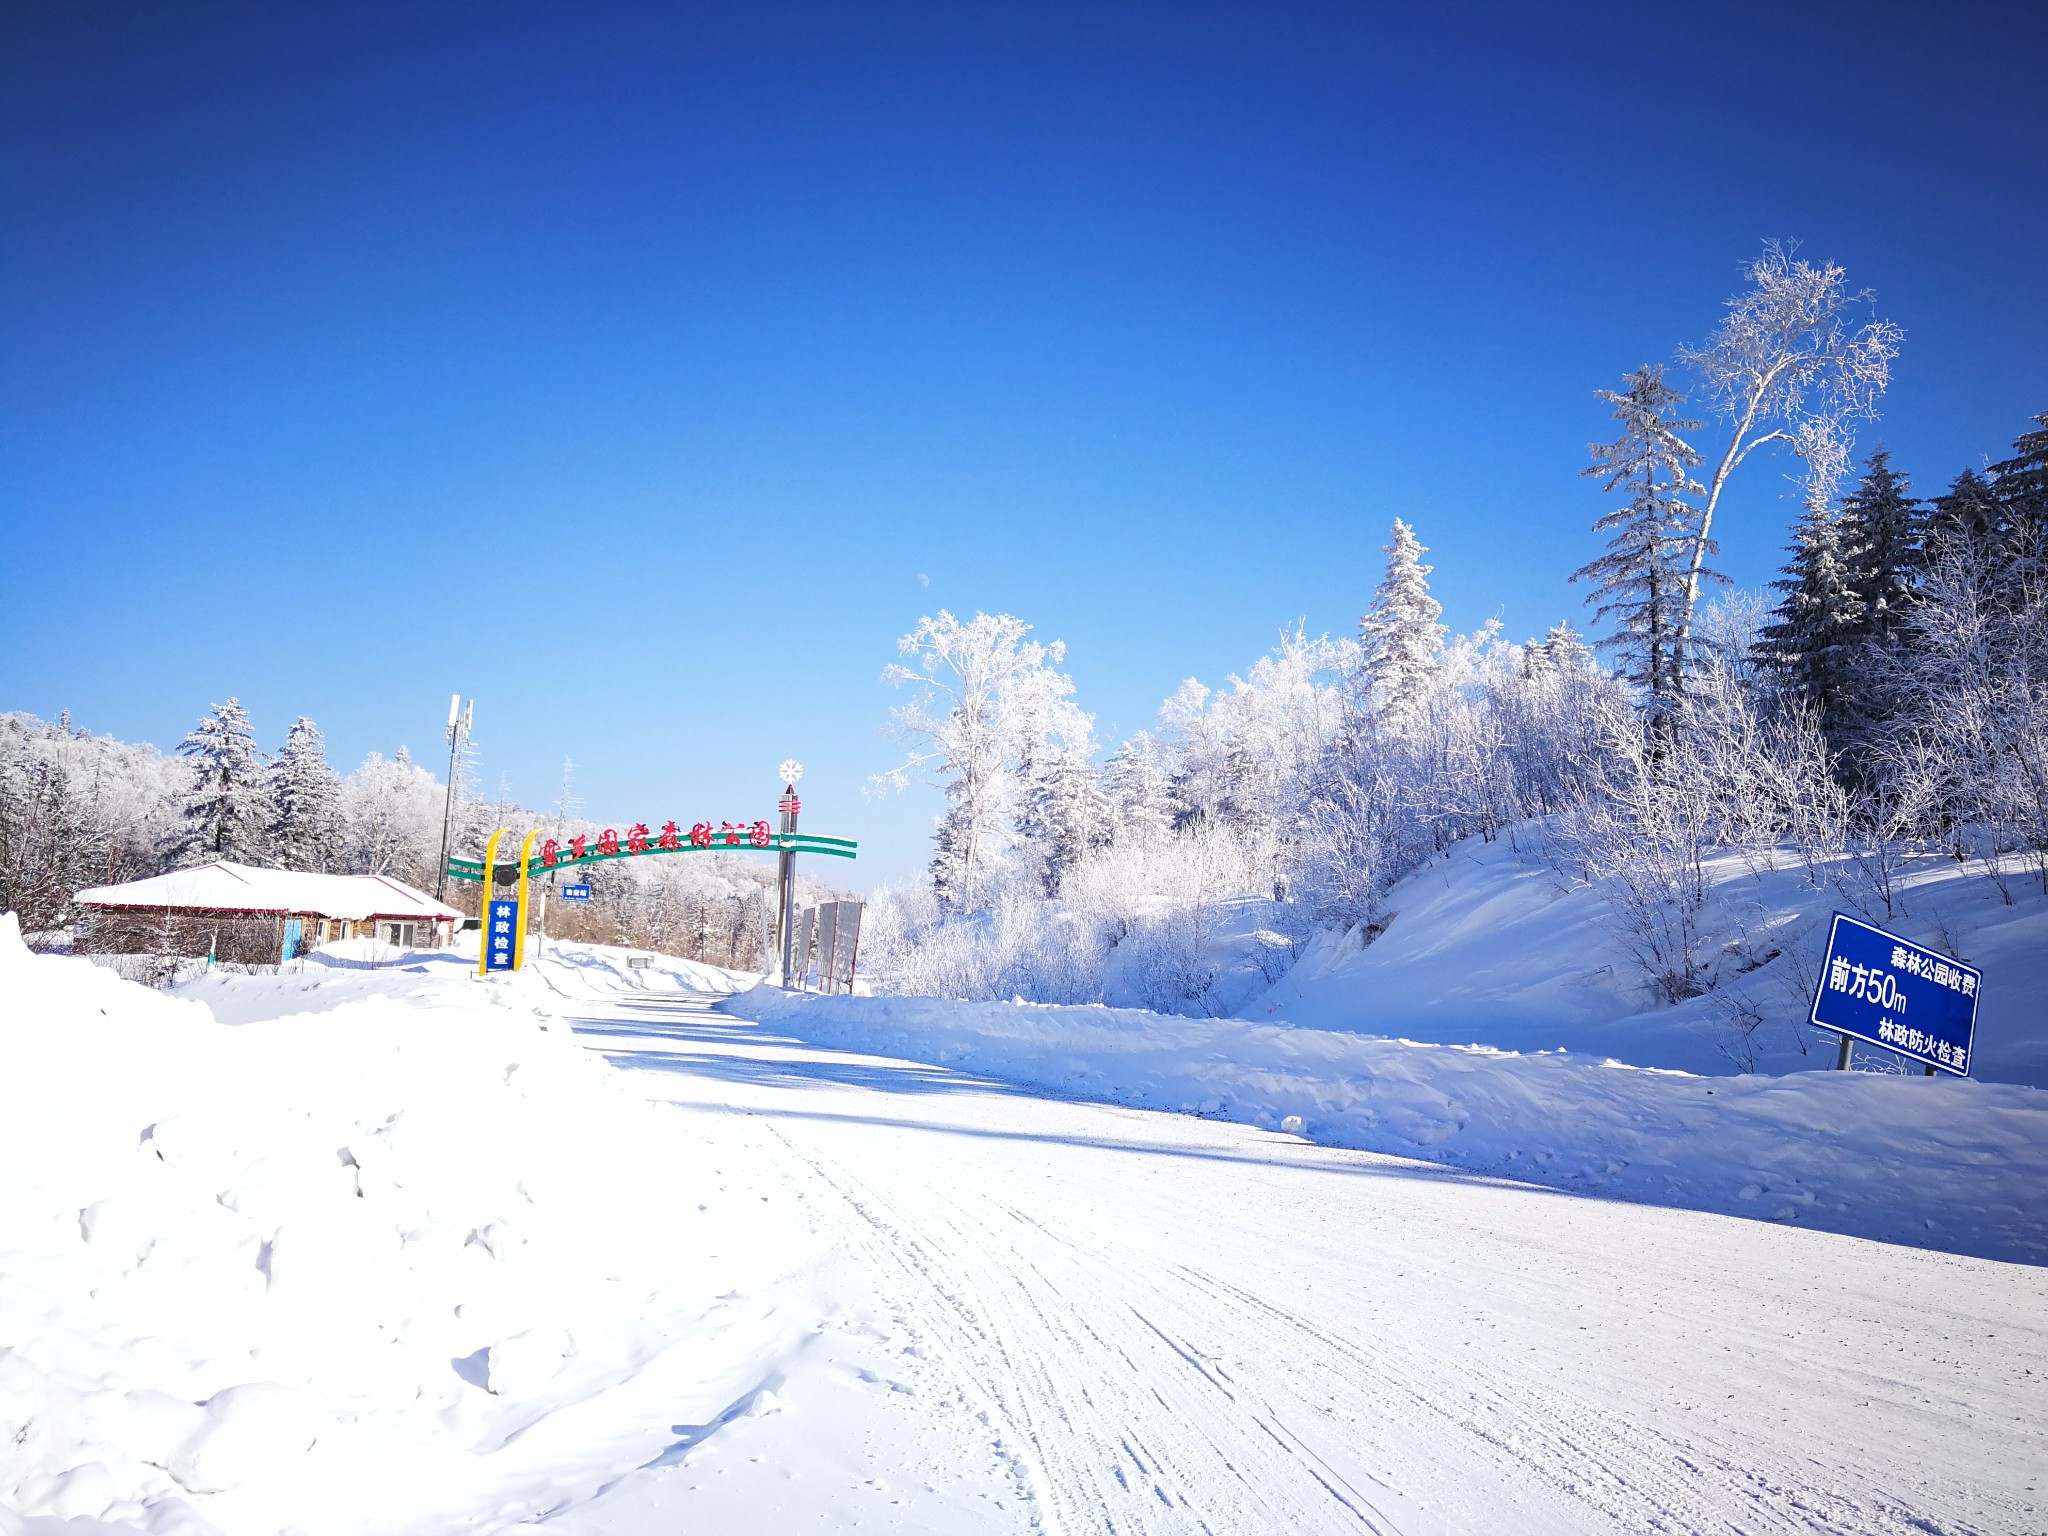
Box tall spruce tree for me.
[178,698,272,863]
[1359,519,1445,730]
[1759,501,1862,753]
[1838,447,1921,653]
[269,717,344,871]
[1922,467,2004,568]
[1988,411,2048,565]
[1571,366,1706,709]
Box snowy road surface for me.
[549,988,2044,1536]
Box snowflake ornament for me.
[779,759,804,786]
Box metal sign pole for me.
[777,779,800,987]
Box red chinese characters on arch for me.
[530,817,783,866]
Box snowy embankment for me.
[1244,835,2048,1086]
[725,985,2048,1266]
[0,921,804,1535]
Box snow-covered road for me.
[555,988,2045,1536]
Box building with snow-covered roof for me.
[75,862,461,963]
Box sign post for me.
[476,825,511,978]
[776,760,803,988]
[1809,912,1982,1076]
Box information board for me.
[485,899,519,972]
[1809,912,1981,1076]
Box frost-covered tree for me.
[1102,730,1176,846]
[1539,619,1594,672]
[1839,447,1920,654]
[1987,411,2048,564]
[1571,365,1706,708]
[177,698,272,863]
[268,717,344,871]
[1758,498,1862,751]
[1922,468,2004,569]
[342,751,444,882]
[1018,743,1108,896]
[875,610,1089,913]
[1358,520,1444,730]
[1676,241,1902,675]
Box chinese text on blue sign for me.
[1809,912,1980,1076]
[486,899,518,972]
[560,884,592,902]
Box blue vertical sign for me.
[486,899,518,972]
[1809,912,1981,1076]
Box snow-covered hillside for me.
[1242,835,2048,1087]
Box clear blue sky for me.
[4,1,2043,885]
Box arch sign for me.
[450,767,852,982]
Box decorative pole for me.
[513,828,542,970]
[776,760,803,987]
[436,695,473,901]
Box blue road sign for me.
[560,884,592,902]
[485,899,518,972]
[1810,912,1981,1076]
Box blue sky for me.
[4,1,2044,885]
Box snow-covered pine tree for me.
[1838,447,1921,653]
[177,698,272,863]
[1758,499,1862,753]
[1018,744,1109,896]
[1102,730,1176,846]
[268,717,343,871]
[1540,619,1594,672]
[1570,366,1706,710]
[1359,519,1445,730]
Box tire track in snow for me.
[761,1124,1403,1535]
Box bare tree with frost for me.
[875,610,1089,913]
[1675,241,1901,677]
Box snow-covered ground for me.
[3,918,2044,1532]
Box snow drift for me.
[0,919,810,1534]
[724,984,2048,1267]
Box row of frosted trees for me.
[865,244,2047,1018]
[0,707,837,970]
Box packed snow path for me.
[566,988,2043,1536]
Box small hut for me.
[74,862,461,964]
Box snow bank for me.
[724,985,2048,1266]
[0,917,810,1534]
[1244,835,2048,1087]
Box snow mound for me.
[0,915,812,1534]
[724,983,2048,1266]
